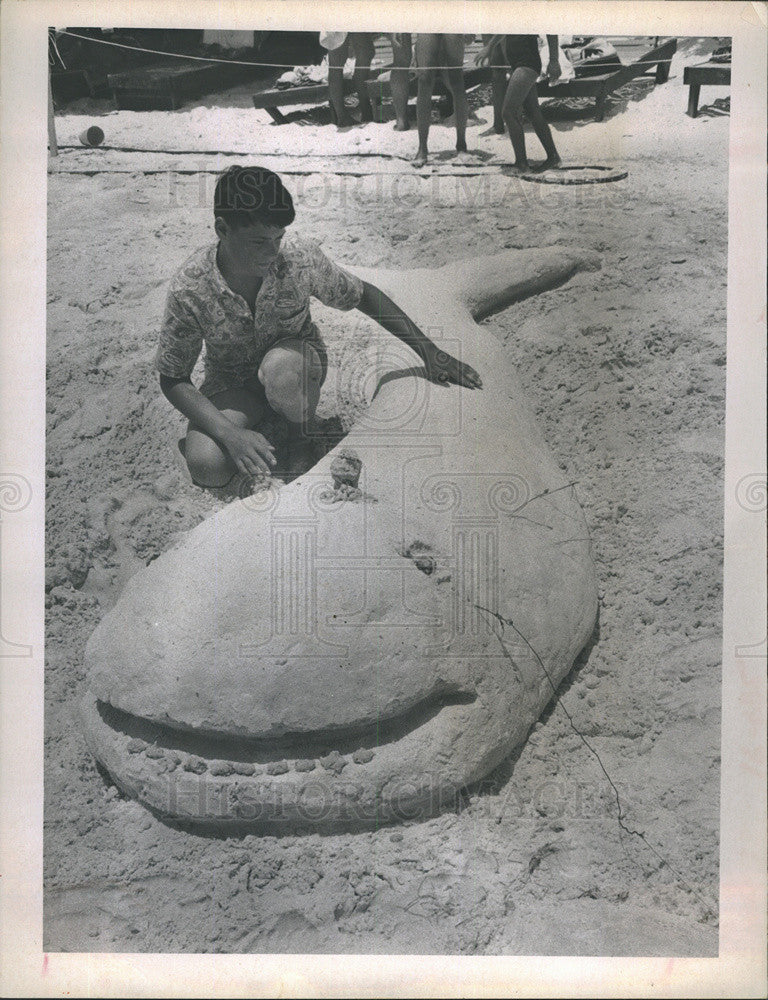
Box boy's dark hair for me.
[214,165,295,228]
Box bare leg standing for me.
[327,37,355,128]
[521,84,561,167]
[413,34,468,165]
[350,33,375,122]
[442,34,468,154]
[413,33,440,165]
[501,65,539,171]
[491,68,507,133]
[390,32,412,130]
[482,35,507,133]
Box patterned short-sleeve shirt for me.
[155,235,364,397]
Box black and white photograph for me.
[0,0,765,994]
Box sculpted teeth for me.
[118,729,376,777]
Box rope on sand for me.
[55,143,416,161]
[49,158,630,181]
[519,164,628,184]
[48,167,509,178]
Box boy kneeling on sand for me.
[157,165,481,488]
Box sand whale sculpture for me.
[82,246,600,830]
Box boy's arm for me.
[156,285,274,475]
[159,375,276,476]
[476,34,504,67]
[356,280,482,389]
[305,245,480,387]
[545,35,562,81]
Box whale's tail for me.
[444,246,602,321]
[351,246,601,327]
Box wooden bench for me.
[683,59,731,118]
[109,60,260,111]
[537,37,677,122]
[50,68,109,104]
[252,69,389,124]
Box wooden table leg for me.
[266,106,288,124]
[686,83,700,117]
[368,84,385,123]
[595,88,607,122]
[48,69,58,157]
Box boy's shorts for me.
[199,333,329,401]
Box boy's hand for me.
[357,281,482,390]
[474,46,492,67]
[424,347,483,389]
[222,426,277,477]
[545,59,562,82]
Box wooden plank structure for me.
[252,66,486,124]
[252,66,390,124]
[108,60,262,111]
[48,70,58,157]
[50,68,109,104]
[536,37,677,122]
[683,59,731,117]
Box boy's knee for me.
[258,348,296,399]
[185,439,232,488]
[502,100,524,123]
[259,342,320,424]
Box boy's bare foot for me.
[453,150,474,166]
[456,139,467,153]
[412,148,429,167]
[506,161,530,175]
[493,119,505,134]
[393,119,410,131]
[532,156,562,172]
[265,435,318,483]
[442,112,481,128]
[198,475,244,501]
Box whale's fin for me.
[351,247,600,324]
[444,247,602,321]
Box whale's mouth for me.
[92,685,477,776]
